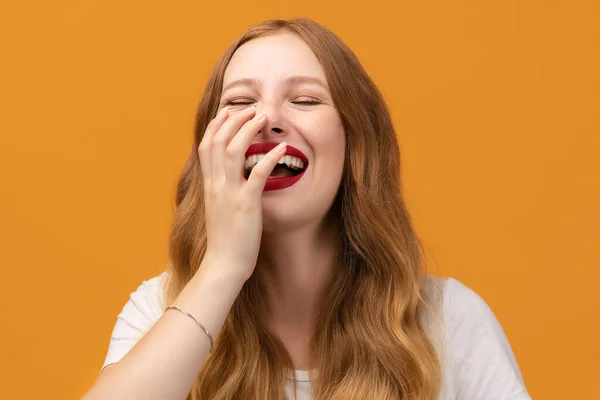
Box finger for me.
[210,106,256,183]
[198,107,229,187]
[224,111,267,185]
[245,141,287,195]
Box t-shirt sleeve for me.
[101,272,167,371]
[446,278,532,400]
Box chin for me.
[261,202,306,233]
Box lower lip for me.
[263,170,306,191]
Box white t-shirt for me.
[102,272,532,399]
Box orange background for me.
[1,1,598,398]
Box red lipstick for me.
[245,142,309,191]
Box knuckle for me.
[211,137,226,147]
[225,144,241,158]
[207,115,219,127]
[206,112,224,128]
[213,176,226,188]
[207,185,219,199]
[198,137,208,149]
[198,142,209,155]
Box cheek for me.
[291,109,345,174]
[302,111,345,147]
[321,117,345,157]
[306,118,346,178]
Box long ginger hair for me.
[163,18,443,400]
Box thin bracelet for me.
[165,305,214,353]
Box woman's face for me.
[219,32,345,232]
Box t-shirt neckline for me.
[287,369,313,382]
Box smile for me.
[244,142,309,191]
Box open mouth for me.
[244,154,307,179]
[244,142,309,191]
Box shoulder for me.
[421,275,493,316]
[115,271,168,334]
[101,271,169,370]
[422,275,531,399]
[444,277,491,317]
[129,271,168,310]
[134,270,168,299]
[442,277,515,352]
[420,275,511,337]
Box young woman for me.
[83,18,531,400]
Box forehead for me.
[223,32,327,84]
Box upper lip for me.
[245,142,309,164]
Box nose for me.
[255,102,287,138]
[258,126,283,134]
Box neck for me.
[257,215,340,337]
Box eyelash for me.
[224,99,322,106]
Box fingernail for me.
[275,141,287,153]
[245,105,256,113]
[252,111,266,121]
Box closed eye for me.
[223,99,322,106]
[293,100,321,105]
[224,99,254,106]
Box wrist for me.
[194,254,249,289]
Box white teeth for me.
[245,155,257,169]
[245,153,306,171]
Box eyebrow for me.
[221,75,330,93]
